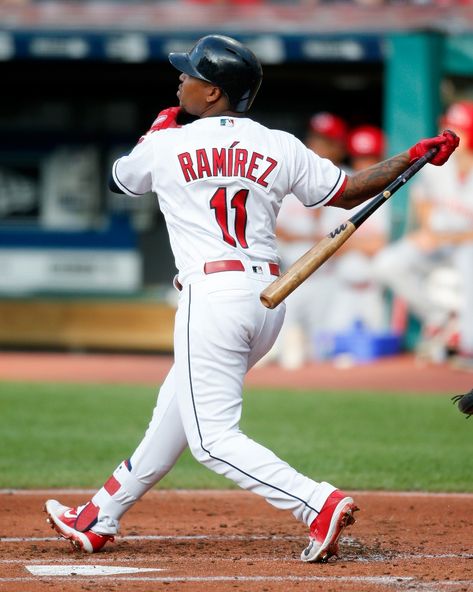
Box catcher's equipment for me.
[452,388,473,418]
[168,34,263,113]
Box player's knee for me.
[187,432,233,466]
[186,438,210,464]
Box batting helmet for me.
[308,112,348,143]
[168,35,263,113]
[441,100,473,149]
[347,125,385,159]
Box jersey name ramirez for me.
[177,145,278,188]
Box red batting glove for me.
[408,129,459,166]
[149,106,181,131]
[137,107,181,144]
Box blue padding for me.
[0,214,137,250]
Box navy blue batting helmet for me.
[169,35,263,113]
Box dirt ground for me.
[1,490,472,592]
[1,352,472,591]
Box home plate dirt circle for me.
[1,489,472,592]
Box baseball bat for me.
[260,147,437,309]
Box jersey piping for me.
[304,168,345,208]
[112,160,146,197]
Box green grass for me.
[1,381,472,491]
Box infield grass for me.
[1,381,472,491]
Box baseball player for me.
[347,125,385,173]
[320,124,389,334]
[44,35,459,562]
[373,101,473,366]
[306,112,350,168]
[274,113,350,368]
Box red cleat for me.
[44,499,114,553]
[301,490,359,563]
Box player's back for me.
[113,115,346,274]
[150,116,295,272]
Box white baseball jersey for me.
[112,116,346,273]
[411,155,473,232]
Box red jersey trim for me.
[324,175,348,206]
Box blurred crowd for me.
[183,0,473,5]
[4,0,473,5]
[270,100,473,371]
[187,0,470,4]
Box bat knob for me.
[260,293,276,309]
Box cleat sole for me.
[43,503,86,553]
[301,501,359,563]
[323,505,359,561]
[43,501,113,554]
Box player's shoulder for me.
[247,120,303,149]
[253,119,296,139]
[272,126,307,150]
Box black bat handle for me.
[349,146,438,229]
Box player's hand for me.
[149,107,182,131]
[137,107,181,144]
[408,130,459,166]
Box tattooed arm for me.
[331,130,459,210]
[336,152,410,210]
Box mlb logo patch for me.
[220,118,234,127]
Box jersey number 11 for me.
[210,187,249,249]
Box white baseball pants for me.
[91,264,335,534]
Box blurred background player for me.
[274,118,389,368]
[373,100,473,367]
[274,112,349,369]
[318,124,389,336]
[348,125,385,173]
[305,112,349,168]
